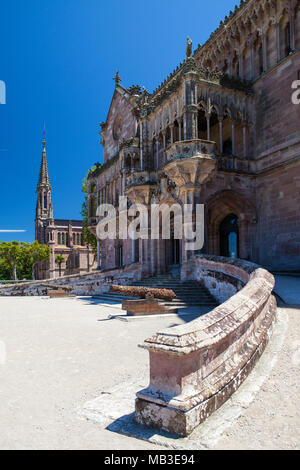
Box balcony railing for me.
[125,170,158,190]
[218,154,253,173]
[164,139,216,164]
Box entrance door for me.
[220,214,239,258]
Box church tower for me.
[35,130,54,244]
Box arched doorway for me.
[220,214,239,258]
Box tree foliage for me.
[81,165,98,252]
[55,254,65,277]
[0,241,50,281]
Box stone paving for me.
[0,276,299,450]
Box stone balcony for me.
[125,170,158,190]
[125,170,158,205]
[163,139,217,187]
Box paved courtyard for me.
[0,275,299,450]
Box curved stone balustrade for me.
[135,255,277,436]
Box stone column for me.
[178,118,182,141]
[162,130,166,149]
[274,20,280,62]
[262,31,268,72]
[155,140,159,169]
[206,113,211,141]
[231,120,235,155]
[243,123,247,158]
[288,2,297,51]
[170,125,174,145]
[97,239,101,270]
[247,34,255,79]
[140,122,144,171]
[238,49,243,79]
[219,118,223,154]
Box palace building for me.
[88,0,300,276]
[35,135,96,279]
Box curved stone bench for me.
[135,256,277,436]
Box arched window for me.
[44,195,47,209]
[62,233,65,245]
[58,233,61,245]
[77,233,80,245]
[219,214,239,258]
[73,233,75,245]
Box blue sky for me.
[0,0,237,242]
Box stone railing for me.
[0,263,143,297]
[218,154,255,173]
[125,171,158,190]
[165,139,216,163]
[135,255,277,436]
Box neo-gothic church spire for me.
[38,128,51,188]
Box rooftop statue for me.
[186,37,192,58]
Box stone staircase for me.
[93,273,217,309]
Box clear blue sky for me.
[0,0,237,243]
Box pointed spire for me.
[113,70,121,87]
[38,127,50,187]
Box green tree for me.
[81,166,97,252]
[26,241,51,280]
[0,241,23,280]
[55,254,65,277]
[0,256,11,280]
[0,241,51,281]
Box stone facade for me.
[35,135,96,279]
[88,0,300,273]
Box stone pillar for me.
[219,118,223,154]
[131,236,135,264]
[178,118,182,141]
[288,2,296,51]
[97,239,101,270]
[231,120,235,155]
[262,32,268,72]
[68,223,73,248]
[247,34,255,79]
[162,130,166,149]
[170,125,174,145]
[238,50,243,79]
[243,123,247,158]
[275,20,280,62]
[140,122,144,171]
[206,113,211,141]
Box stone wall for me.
[181,255,250,303]
[136,255,277,436]
[0,263,142,297]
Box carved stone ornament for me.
[113,115,123,141]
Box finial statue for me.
[186,37,193,58]
[113,70,121,86]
